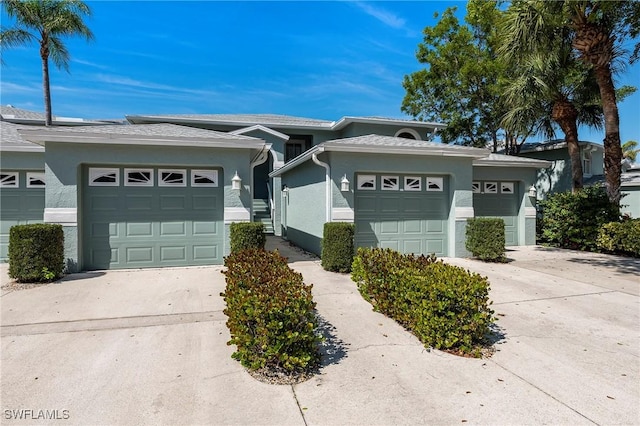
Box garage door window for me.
[357,175,376,190]
[89,168,119,186]
[501,182,514,194]
[426,177,444,191]
[381,176,399,190]
[27,172,45,188]
[0,172,18,188]
[159,169,186,187]
[191,170,218,187]
[125,169,153,186]
[404,176,421,191]
[484,182,498,193]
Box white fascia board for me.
[18,132,266,150]
[332,116,447,131]
[0,145,45,152]
[230,125,290,141]
[473,159,552,168]
[323,144,489,159]
[127,115,333,130]
[269,146,322,177]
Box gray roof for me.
[322,134,480,151]
[474,153,552,168]
[1,105,47,121]
[0,121,45,152]
[622,172,640,187]
[519,139,603,154]
[18,123,266,150]
[1,105,120,125]
[127,113,334,128]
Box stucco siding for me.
[621,187,640,218]
[338,123,429,140]
[0,151,45,170]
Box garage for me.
[0,171,45,260]
[354,173,449,256]
[472,180,519,246]
[82,166,223,270]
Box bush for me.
[596,219,640,257]
[8,224,64,283]
[352,247,494,357]
[221,249,320,373]
[539,185,620,251]
[321,222,355,272]
[466,218,506,262]
[229,222,266,253]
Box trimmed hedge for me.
[466,218,506,262]
[8,224,64,283]
[321,222,355,273]
[596,219,640,257]
[221,249,320,373]
[539,186,620,251]
[352,247,494,357]
[229,222,266,253]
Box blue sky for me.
[1,1,638,144]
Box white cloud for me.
[354,2,406,30]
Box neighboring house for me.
[518,138,639,218]
[517,139,604,200]
[3,109,550,271]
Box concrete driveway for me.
[1,240,638,425]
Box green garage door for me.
[473,181,519,246]
[83,166,223,270]
[354,174,449,257]
[0,171,45,261]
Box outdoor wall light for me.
[341,175,350,192]
[528,185,537,198]
[282,186,289,198]
[231,171,242,191]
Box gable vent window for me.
[501,182,514,194]
[484,182,498,194]
[89,168,119,186]
[125,169,153,187]
[357,175,376,190]
[0,172,18,188]
[404,176,421,191]
[426,177,444,192]
[381,176,399,190]
[191,170,218,187]
[27,172,45,188]
[159,169,186,187]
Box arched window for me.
[394,128,421,140]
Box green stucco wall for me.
[621,186,640,218]
[0,151,45,170]
[337,123,429,140]
[45,142,254,271]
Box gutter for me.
[311,151,331,223]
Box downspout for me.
[312,151,331,223]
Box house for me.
[2,109,550,271]
[518,138,639,217]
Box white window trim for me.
[158,169,187,187]
[89,168,119,187]
[484,182,498,194]
[27,172,46,188]
[472,181,481,194]
[124,168,154,187]
[501,182,515,194]
[404,176,422,191]
[394,128,422,140]
[356,175,376,190]
[0,172,19,188]
[191,169,218,187]
[381,175,399,191]
[426,177,444,192]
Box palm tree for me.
[622,140,639,162]
[0,0,93,126]
[501,2,603,192]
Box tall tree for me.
[402,0,511,150]
[0,0,93,126]
[501,3,604,191]
[497,0,640,203]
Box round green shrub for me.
[8,223,64,283]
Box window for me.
[501,182,514,194]
[426,177,443,191]
[0,172,18,188]
[27,172,45,188]
[89,168,119,186]
[404,176,421,191]
[583,150,592,176]
[381,176,399,190]
[125,169,153,186]
[285,136,312,162]
[159,169,186,187]
[357,175,376,190]
[484,182,498,194]
[472,182,481,193]
[191,170,218,187]
[394,128,421,140]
